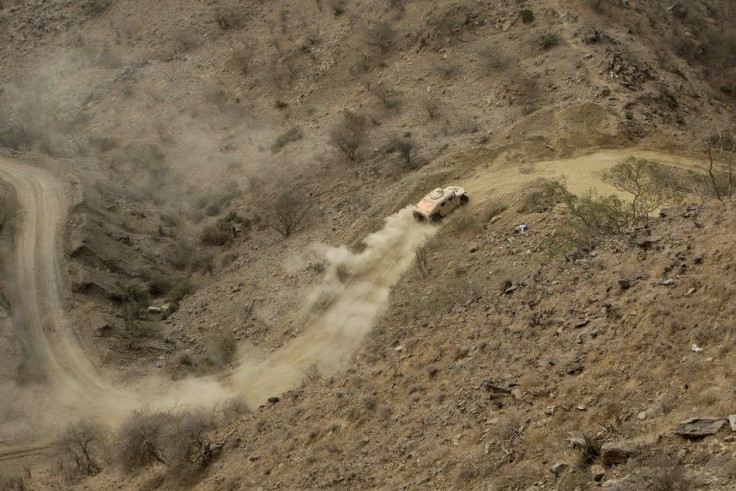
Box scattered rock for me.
[728,415,736,432]
[637,410,647,420]
[618,279,631,290]
[674,417,725,439]
[658,278,675,286]
[468,242,479,253]
[550,461,568,476]
[600,439,653,465]
[636,236,661,250]
[267,396,280,404]
[147,306,162,314]
[591,464,606,482]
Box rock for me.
[550,461,568,476]
[658,278,675,286]
[267,396,280,404]
[636,236,661,250]
[674,417,725,439]
[147,306,162,314]
[728,415,736,432]
[618,279,631,290]
[503,284,518,295]
[600,440,647,465]
[468,242,479,253]
[162,302,177,314]
[591,464,606,482]
[637,410,647,420]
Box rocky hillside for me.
[1,0,735,378]
[0,0,735,489]
[82,192,736,489]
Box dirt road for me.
[0,148,706,474]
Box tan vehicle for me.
[412,186,469,222]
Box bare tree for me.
[390,135,418,169]
[117,409,171,471]
[365,21,395,54]
[700,130,736,200]
[57,421,106,476]
[269,191,306,237]
[422,97,440,119]
[329,111,367,161]
[602,157,679,225]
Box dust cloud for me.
[230,207,436,402]
[0,190,435,446]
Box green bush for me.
[111,284,150,320]
[539,33,560,49]
[520,9,534,23]
[271,127,302,153]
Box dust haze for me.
[0,153,435,448]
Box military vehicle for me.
[412,186,469,222]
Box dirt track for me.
[0,149,706,474]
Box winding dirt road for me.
[0,148,705,474]
[0,158,130,411]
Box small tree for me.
[700,131,735,200]
[390,134,418,169]
[365,21,395,54]
[602,157,679,225]
[57,421,106,477]
[269,191,306,237]
[117,409,171,472]
[329,111,367,161]
[422,97,440,119]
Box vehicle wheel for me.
[431,213,442,223]
[460,194,469,205]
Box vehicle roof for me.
[420,186,465,204]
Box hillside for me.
[0,0,735,489]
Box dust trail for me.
[0,156,436,452]
[0,158,235,446]
[229,207,436,403]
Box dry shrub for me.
[268,191,306,237]
[0,473,26,491]
[422,97,441,119]
[56,421,107,481]
[428,3,478,42]
[116,406,240,480]
[200,224,231,246]
[230,48,251,75]
[389,134,418,169]
[602,157,682,222]
[117,409,172,472]
[365,21,395,54]
[329,111,368,161]
[645,455,691,490]
[174,30,198,52]
[369,84,401,109]
[215,8,247,29]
